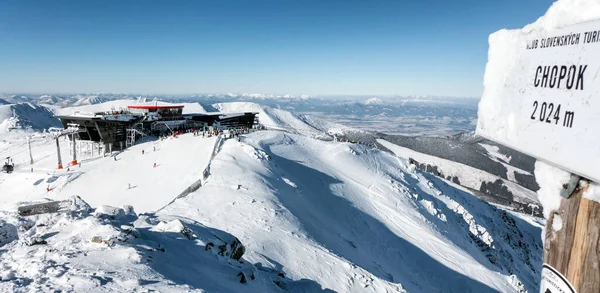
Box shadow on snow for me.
[260,143,499,293]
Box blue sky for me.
[0,0,554,97]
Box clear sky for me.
[0,0,554,97]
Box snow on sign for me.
[477,19,600,183]
[540,264,577,293]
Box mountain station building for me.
[56,102,258,150]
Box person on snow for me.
[142,150,145,155]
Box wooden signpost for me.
[542,181,599,293]
[476,19,600,293]
[541,181,600,293]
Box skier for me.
[114,156,117,161]
[153,162,157,168]
[153,146,156,151]
[142,150,145,155]
[128,183,131,189]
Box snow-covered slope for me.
[0,103,61,133]
[0,99,546,292]
[0,134,217,214]
[212,102,341,139]
[71,95,110,106]
[0,128,543,292]
[377,139,538,205]
[0,197,287,292]
[161,131,542,292]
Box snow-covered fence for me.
[159,135,224,211]
[174,179,203,201]
[18,200,71,216]
[202,134,223,183]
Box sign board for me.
[476,20,600,183]
[540,264,577,293]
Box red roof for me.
[127,105,184,109]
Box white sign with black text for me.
[540,264,576,293]
[477,20,600,182]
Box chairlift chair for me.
[2,157,14,173]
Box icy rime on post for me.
[475,0,600,292]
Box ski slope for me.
[0,100,544,292]
[0,133,217,213]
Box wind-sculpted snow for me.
[0,197,310,292]
[161,131,543,292]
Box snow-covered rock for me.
[0,198,293,292]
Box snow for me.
[0,197,281,292]
[521,0,600,31]
[583,182,600,204]
[377,139,539,204]
[212,102,334,139]
[479,143,511,163]
[533,160,571,218]
[0,103,61,133]
[476,0,600,183]
[0,103,545,292]
[478,0,600,142]
[362,97,384,105]
[478,143,532,182]
[552,215,563,231]
[0,134,217,213]
[159,131,542,292]
[57,99,208,116]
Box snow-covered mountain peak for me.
[0,103,61,133]
[363,97,384,105]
